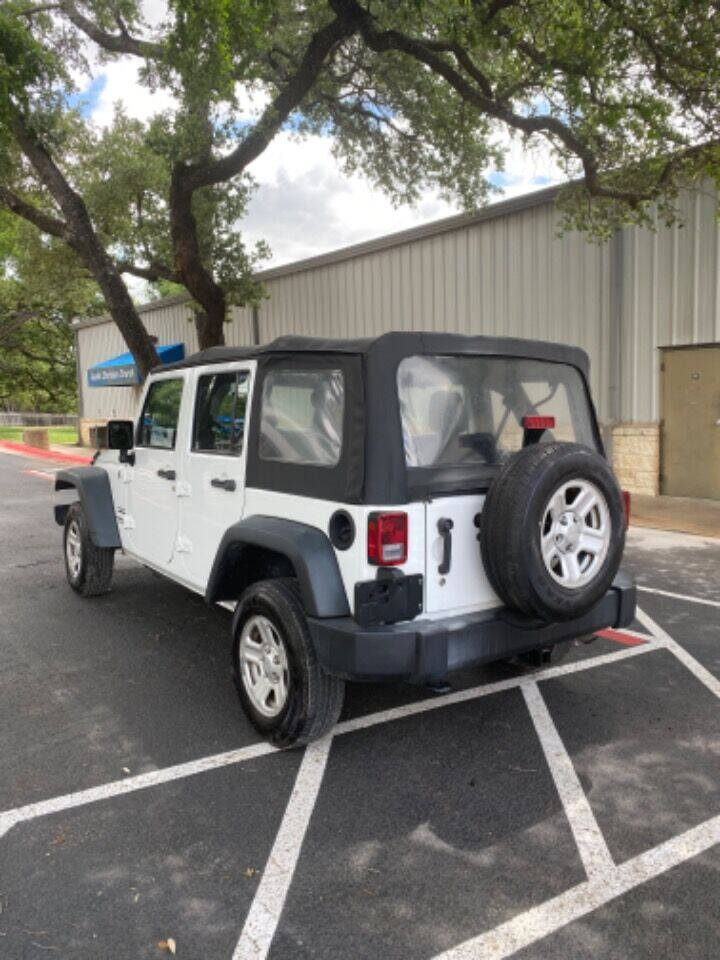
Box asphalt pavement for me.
[0,450,718,960]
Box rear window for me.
[259,368,344,466]
[398,355,596,469]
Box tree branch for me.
[59,1,163,58]
[0,186,69,241]
[115,260,181,284]
[9,110,160,375]
[181,12,357,191]
[330,0,719,206]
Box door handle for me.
[157,468,176,480]
[437,517,454,575]
[211,477,236,492]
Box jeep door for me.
[125,373,186,568]
[178,362,255,589]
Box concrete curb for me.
[0,439,92,465]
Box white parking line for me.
[2,606,718,960]
[0,741,276,839]
[426,609,720,960]
[522,683,614,879]
[0,641,659,839]
[432,812,720,960]
[233,737,333,960]
[336,641,656,738]
[637,584,720,610]
[636,606,720,699]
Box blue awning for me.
[87,342,185,387]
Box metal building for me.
[74,180,720,499]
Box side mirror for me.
[107,420,135,464]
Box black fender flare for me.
[54,467,121,549]
[206,515,350,618]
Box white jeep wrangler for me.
[55,333,635,746]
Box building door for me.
[661,345,720,499]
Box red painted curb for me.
[595,628,649,647]
[0,439,92,465]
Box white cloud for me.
[241,133,460,267]
[241,131,565,269]
[90,58,175,129]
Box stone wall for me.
[611,422,660,496]
[78,418,108,447]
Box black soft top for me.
[157,331,590,379]
[158,331,595,504]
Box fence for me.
[0,412,78,427]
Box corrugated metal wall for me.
[76,180,719,426]
[260,203,612,416]
[619,183,720,422]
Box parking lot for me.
[1,449,719,959]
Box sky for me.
[75,6,563,273]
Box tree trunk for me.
[12,114,160,379]
[170,167,227,349]
[79,243,160,377]
[195,308,227,351]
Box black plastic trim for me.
[309,571,636,683]
[354,573,424,627]
[54,467,121,549]
[206,515,350,617]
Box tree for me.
[0,0,366,371]
[0,211,103,411]
[320,0,720,237]
[1,0,719,381]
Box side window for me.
[136,378,184,449]
[259,368,344,466]
[192,371,249,456]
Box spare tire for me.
[480,442,625,622]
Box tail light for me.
[368,512,408,566]
[622,490,631,529]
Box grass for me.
[0,425,79,445]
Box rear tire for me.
[232,578,345,748]
[63,502,114,597]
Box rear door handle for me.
[211,477,236,492]
[157,468,176,480]
[437,517,454,575]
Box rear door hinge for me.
[175,481,191,498]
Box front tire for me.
[63,502,114,597]
[232,578,345,748]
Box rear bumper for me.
[308,569,636,683]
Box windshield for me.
[397,355,596,471]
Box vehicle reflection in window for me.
[192,371,249,456]
[397,355,594,468]
[137,378,184,450]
